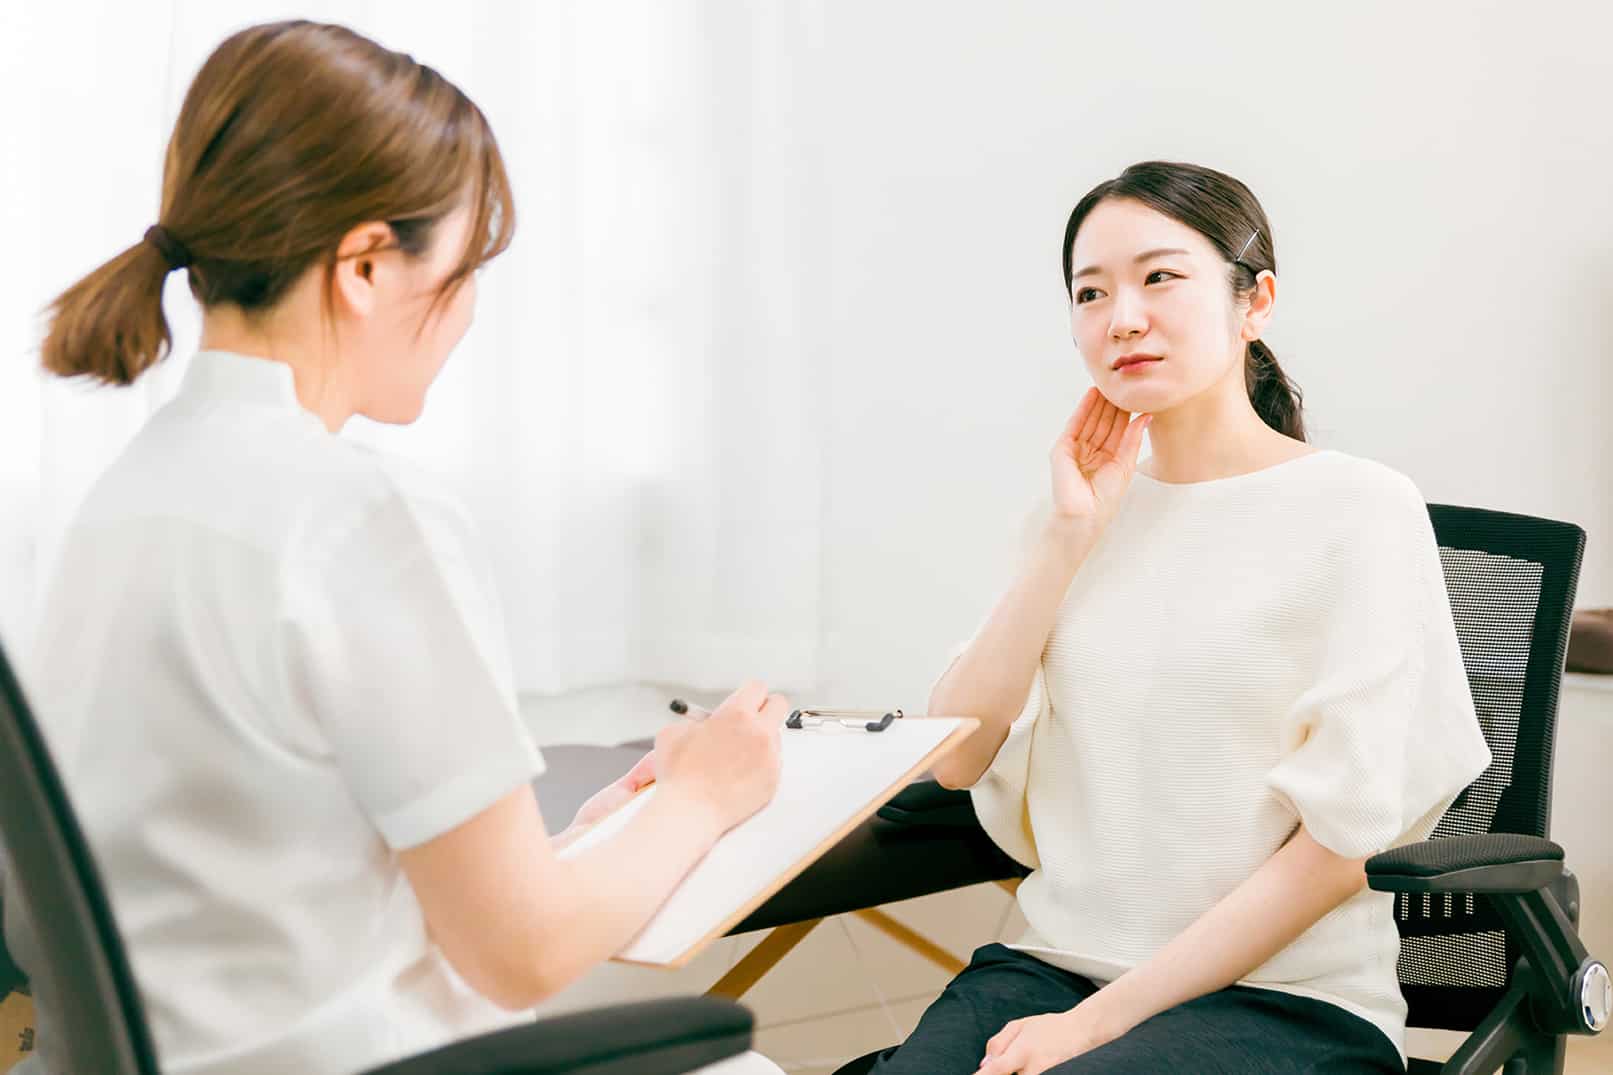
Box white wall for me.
[810,0,1613,709]
[6,1,1608,715]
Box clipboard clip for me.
[786,708,903,733]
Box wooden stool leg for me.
[852,908,965,976]
[706,919,824,1000]
[0,990,35,1069]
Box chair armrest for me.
[1366,833,1564,894]
[1371,836,1612,1037]
[359,995,752,1075]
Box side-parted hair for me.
[1062,161,1305,441]
[41,20,515,385]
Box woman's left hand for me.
[972,1006,1116,1075]
[568,751,656,830]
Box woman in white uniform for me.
[10,19,786,1075]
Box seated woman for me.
[859,161,1491,1075]
[4,20,787,1075]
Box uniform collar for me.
[179,350,325,429]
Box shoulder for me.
[287,443,483,576]
[1299,453,1441,588]
[1303,450,1430,530]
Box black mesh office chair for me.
[785,503,1606,1075]
[0,640,753,1075]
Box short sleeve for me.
[281,467,545,851]
[1265,475,1492,860]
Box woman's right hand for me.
[1049,386,1152,534]
[652,680,786,834]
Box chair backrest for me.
[0,638,160,1074]
[1398,504,1587,1032]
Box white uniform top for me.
[966,450,1493,1063]
[8,349,546,1075]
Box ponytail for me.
[37,20,517,389]
[41,235,177,386]
[1245,339,1306,442]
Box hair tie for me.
[143,225,192,271]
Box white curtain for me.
[0,0,823,696]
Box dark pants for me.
[853,943,1404,1074]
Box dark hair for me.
[1061,161,1305,441]
[41,20,516,385]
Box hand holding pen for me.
[668,698,712,721]
[655,682,786,833]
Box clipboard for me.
[558,712,978,968]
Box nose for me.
[1109,288,1147,341]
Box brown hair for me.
[1061,161,1305,441]
[41,20,515,386]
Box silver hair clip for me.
[1234,228,1260,263]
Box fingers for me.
[724,679,768,713]
[1074,387,1106,446]
[974,1044,1023,1075]
[759,692,791,727]
[653,724,689,755]
[1062,387,1098,444]
[1070,389,1138,461]
[976,1045,1046,1075]
[1105,398,1137,456]
[1118,411,1152,467]
[982,1019,1023,1061]
[1095,394,1124,451]
[624,750,656,789]
[710,681,768,727]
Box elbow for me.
[931,760,973,791]
[483,971,564,1013]
[437,918,580,1012]
[480,977,546,1014]
[467,948,575,1012]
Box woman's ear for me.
[1241,269,1276,341]
[330,221,396,320]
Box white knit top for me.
[964,449,1493,1061]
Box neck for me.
[200,312,356,434]
[1141,368,1306,484]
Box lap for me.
[861,945,1402,1075]
[863,943,1099,1075]
[1048,986,1402,1074]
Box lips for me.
[1112,354,1162,370]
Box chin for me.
[1103,379,1176,412]
[363,398,428,426]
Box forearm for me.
[549,824,588,853]
[522,791,723,999]
[1082,826,1368,1041]
[930,518,1096,789]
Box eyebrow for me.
[1071,248,1192,281]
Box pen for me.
[668,698,712,721]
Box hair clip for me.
[1233,228,1260,264]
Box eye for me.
[1074,287,1104,305]
[1145,269,1180,285]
